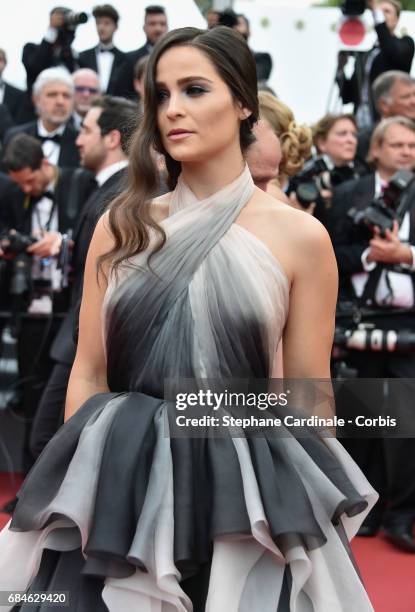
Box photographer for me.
[22,6,87,92]
[331,116,415,551]
[358,70,415,159]
[337,0,414,129]
[288,113,367,229]
[1,133,95,483]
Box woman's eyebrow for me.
[156,76,214,87]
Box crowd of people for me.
[0,0,414,608]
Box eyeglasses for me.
[75,86,99,94]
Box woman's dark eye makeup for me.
[156,83,208,102]
[156,89,169,102]
[186,84,208,96]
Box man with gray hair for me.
[373,70,415,120]
[4,67,80,167]
[358,70,415,158]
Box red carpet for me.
[0,472,414,610]
[352,535,415,611]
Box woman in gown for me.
[0,26,377,611]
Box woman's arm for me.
[64,215,114,421]
[282,217,338,420]
[283,217,337,378]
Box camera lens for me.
[296,181,320,207]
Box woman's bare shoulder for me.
[239,189,335,282]
[248,188,332,250]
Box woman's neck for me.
[180,145,246,200]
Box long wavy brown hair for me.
[99,26,259,274]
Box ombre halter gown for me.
[0,167,377,611]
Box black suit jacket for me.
[78,46,125,94]
[113,43,150,99]
[3,120,80,168]
[0,104,14,145]
[2,82,25,123]
[22,40,78,91]
[50,168,127,364]
[339,23,415,114]
[331,173,415,305]
[0,171,24,231]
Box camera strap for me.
[358,265,384,308]
[358,180,415,307]
[395,181,415,226]
[33,199,57,234]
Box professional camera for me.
[290,156,329,208]
[334,325,415,353]
[0,230,36,258]
[0,231,35,300]
[61,10,88,30]
[349,169,415,237]
[290,156,357,209]
[341,0,366,16]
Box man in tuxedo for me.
[0,48,25,124]
[357,70,415,159]
[4,67,80,168]
[71,69,101,130]
[1,133,95,487]
[28,95,139,459]
[337,0,414,130]
[22,6,83,91]
[19,6,86,123]
[78,4,125,95]
[331,116,415,552]
[113,5,168,99]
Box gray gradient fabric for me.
[0,166,377,611]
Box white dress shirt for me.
[351,172,415,308]
[96,45,115,93]
[95,160,128,187]
[37,120,66,166]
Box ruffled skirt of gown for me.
[0,391,377,611]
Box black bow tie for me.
[36,133,61,144]
[30,191,54,206]
[43,190,55,201]
[99,46,115,53]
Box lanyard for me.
[34,197,57,235]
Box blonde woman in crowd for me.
[258,90,312,197]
